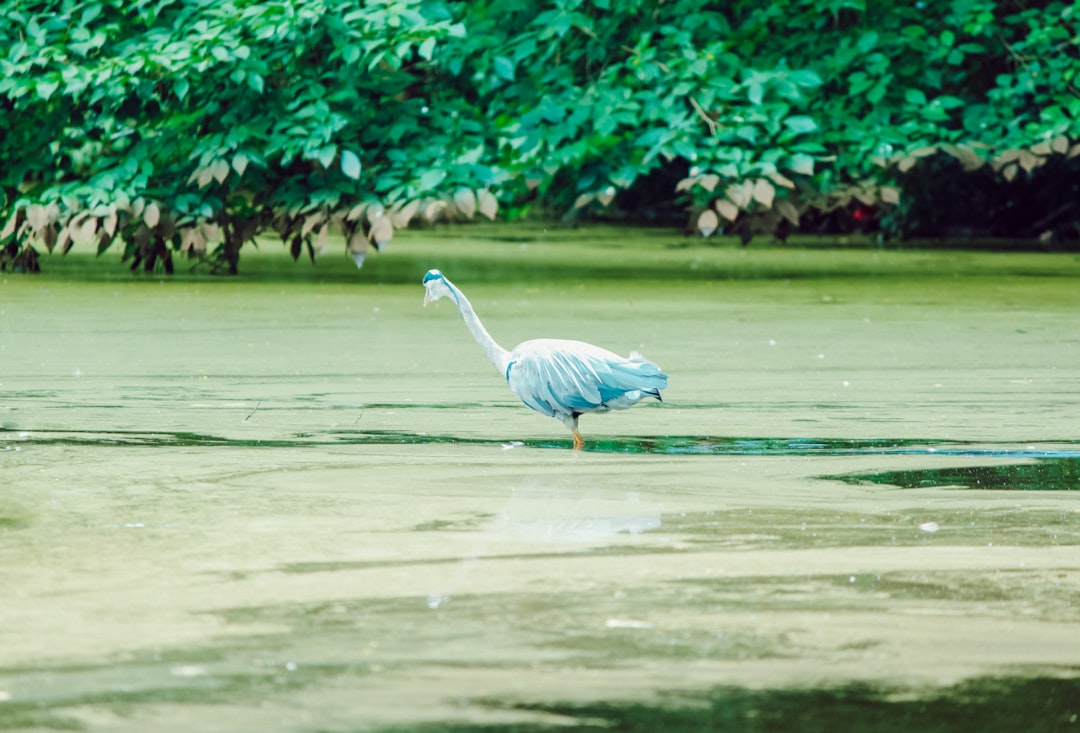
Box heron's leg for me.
[571,428,584,451]
[561,413,585,451]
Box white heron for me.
[422,269,668,449]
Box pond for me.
[2,227,1079,731]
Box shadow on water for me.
[5,428,1080,457]
[832,460,1080,492]
[5,429,1079,491]
[1,670,1076,733]
[392,676,1080,733]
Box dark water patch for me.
[6,428,1080,460]
[0,517,29,532]
[833,459,1080,491]
[422,676,1080,733]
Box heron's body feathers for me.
[505,339,667,421]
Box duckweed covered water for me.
[1,229,1079,731]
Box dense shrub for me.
[2,0,1078,272]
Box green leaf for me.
[36,80,59,100]
[317,145,337,169]
[493,56,515,82]
[341,150,362,180]
[857,31,879,53]
[934,95,965,109]
[788,153,815,176]
[789,70,823,88]
[747,81,764,105]
[418,37,436,61]
[418,169,447,190]
[783,115,818,134]
[905,89,927,105]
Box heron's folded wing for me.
[508,341,667,415]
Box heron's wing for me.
[506,339,667,417]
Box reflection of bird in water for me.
[422,269,668,450]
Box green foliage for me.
[2,0,1079,273]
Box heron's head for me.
[422,269,460,312]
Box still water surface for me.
[2,236,1079,731]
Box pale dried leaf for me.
[996,149,1023,164]
[212,159,230,184]
[910,146,937,158]
[233,153,250,176]
[56,226,71,254]
[68,212,88,236]
[766,171,795,189]
[0,210,19,239]
[453,188,477,219]
[301,212,323,237]
[369,217,393,247]
[201,223,221,243]
[104,211,118,237]
[774,199,800,226]
[366,203,386,223]
[725,181,754,208]
[27,204,46,232]
[870,156,888,168]
[1051,136,1069,155]
[697,209,719,237]
[699,174,720,192]
[952,144,984,171]
[143,202,160,228]
[81,216,99,240]
[525,177,543,191]
[898,156,918,173]
[573,193,594,209]
[477,190,498,220]
[197,167,215,188]
[313,223,329,255]
[346,202,367,222]
[879,186,900,204]
[1002,163,1018,182]
[1030,140,1052,156]
[179,227,195,253]
[752,178,775,208]
[1017,150,1040,173]
[675,176,697,193]
[45,201,60,223]
[131,198,145,219]
[853,189,876,206]
[715,199,740,222]
[347,230,367,254]
[423,200,446,222]
[390,199,420,228]
[1069,144,1080,159]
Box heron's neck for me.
[452,285,510,372]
